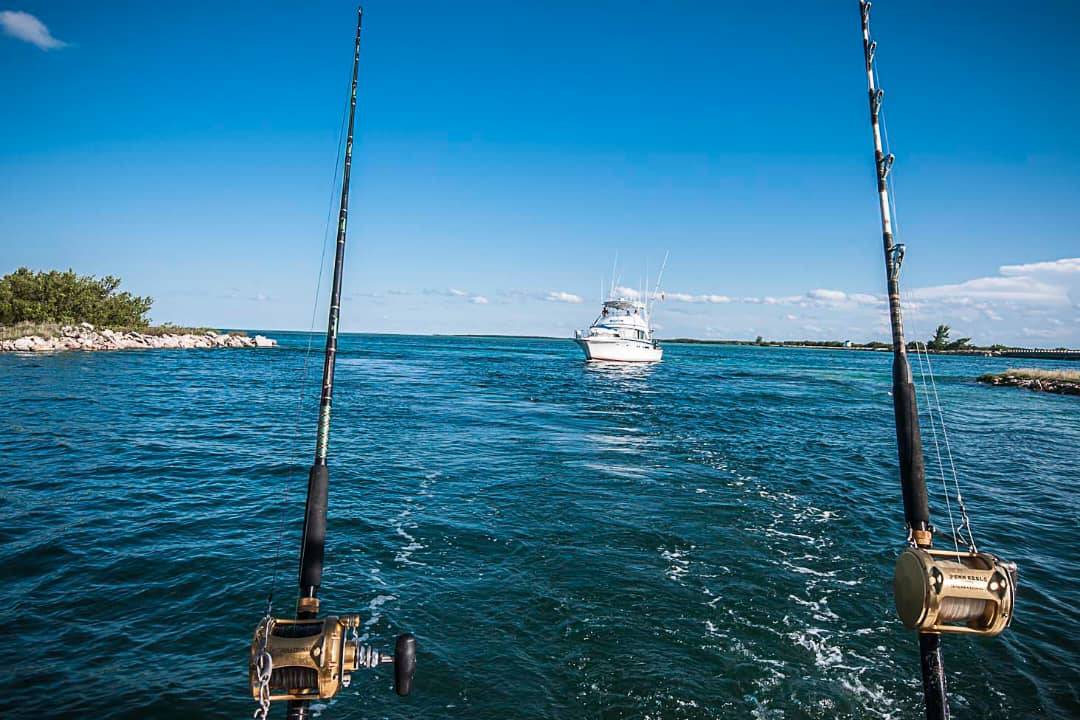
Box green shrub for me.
[0,268,152,327]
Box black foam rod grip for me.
[394,633,417,696]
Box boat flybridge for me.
[574,298,663,363]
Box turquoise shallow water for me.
[1,334,1077,719]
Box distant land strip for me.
[979,369,1080,396]
[447,334,1079,360]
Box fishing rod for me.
[857,3,1016,718]
[249,8,416,719]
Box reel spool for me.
[894,547,1017,636]
[249,615,416,704]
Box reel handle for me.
[394,633,417,696]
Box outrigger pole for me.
[858,4,1017,719]
[250,8,416,719]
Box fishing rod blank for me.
[248,7,417,719]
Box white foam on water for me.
[761,527,816,543]
[781,561,837,579]
[392,506,426,566]
[659,546,691,582]
[787,593,840,622]
[360,593,397,639]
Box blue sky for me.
[2,1,1078,345]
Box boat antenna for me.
[608,252,619,301]
[249,8,417,719]
[857,4,1016,719]
[647,251,670,318]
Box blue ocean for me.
[1,334,1076,718]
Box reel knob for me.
[394,633,417,696]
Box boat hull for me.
[575,337,663,363]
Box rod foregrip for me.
[892,357,930,532]
[298,464,329,602]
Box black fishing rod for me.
[250,8,416,719]
[857,3,1017,719]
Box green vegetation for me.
[926,324,972,351]
[0,268,152,327]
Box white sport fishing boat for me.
[574,298,663,363]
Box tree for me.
[755,335,764,345]
[945,336,972,351]
[0,268,153,327]
[928,324,951,351]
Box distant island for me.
[0,267,275,353]
[452,330,1078,359]
[664,325,1080,361]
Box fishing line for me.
[912,340,961,557]
[875,52,976,554]
[922,348,978,552]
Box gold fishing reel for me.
[249,614,416,706]
[894,546,1017,636]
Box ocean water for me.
[1,334,1077,719]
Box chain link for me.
[253,614,276,720]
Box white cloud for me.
[420,287,490,305]
[736,289,883,308]
[0,10,66,50]
[999,257,1080,276]
[663,292,732,304]
[910,275,1069,304]
[801,288,884,307]
[1020,327,1058,338]
[807,288,847,303]
[545,291,584,304]
[911,257,1079,307]
[614,285,731,304]
[848,293,881,305]
[612,285,644,300]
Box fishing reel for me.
[249,614,417,705]
[894,546,1017,636]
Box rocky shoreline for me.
[978,371,1080,396]
[1,324,276,353]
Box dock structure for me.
[998,349,1080,361]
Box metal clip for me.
[879,153,895,180]
[890,244,906,278]
[867,40,877,68]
